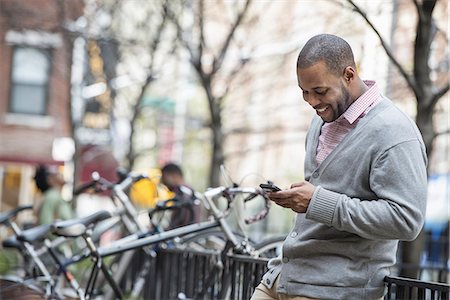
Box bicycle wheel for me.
[253,235,285,258]
[0,277,48,300]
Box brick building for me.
[0,0,83,215]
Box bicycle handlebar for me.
[0,205,33,225]
[148,185,270,227]
[74,172,113,195]
[203,186,270,225]
[74,171,149,234]
[148,198,195,221]
[241,190,271,225]
[74,171,147,196]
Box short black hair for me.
[34,165,50,193]
[297,34,356,77]
[161,163,183,177]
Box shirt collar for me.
[341,80,380,124]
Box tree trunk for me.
[209,123,225,188]
[398,0,438,279]
[399,93,436,279]
[400,230,426,279]
[416,101,435,158]
[207,85,224,187]
[125,76,153,170]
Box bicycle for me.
[50,183,271,299]
[75,168,272,299]
[0,205,58,298]
[1,205,120,299]
[0,171,151,299]
[0,171,205,300]
[1,170,278,299]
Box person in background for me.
[160,162,201,229]
[251,34,427,300]
[34,165,74,225]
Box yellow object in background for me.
[129,168,175,208]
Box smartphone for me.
[259,183,282,192]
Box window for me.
[9,47,51,115]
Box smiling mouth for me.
[316,106,328,113]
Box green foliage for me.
[0,249,20,275]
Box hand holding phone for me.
[259,182,282,193]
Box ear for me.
[343,66,356,82]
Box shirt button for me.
[290,232,297,238]
[282,257,289,263]
[312,171,319,178]
[266,279,270,285]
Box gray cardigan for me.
[262,98,428,299]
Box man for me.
[252,34,427,300]
[160,162,201,229]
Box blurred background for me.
[0,0,448,280]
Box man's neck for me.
[351,78,369,102]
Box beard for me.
[333,82,353,121]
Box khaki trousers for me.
[250,276,318,300]
[250,276,384,300]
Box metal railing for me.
[385,276,449,300]
[227,254,269,299]
[121,247,449,300]
[123,247,224,299]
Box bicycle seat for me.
[0,205,33,225]
[52,210,112,238]
[2,236,23,250]
[17,224,52,244]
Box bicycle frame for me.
[65,185,267,299]
[0,173,155,300]
[0,206,57,297]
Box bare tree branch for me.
[346,0,418,95]
[431,83,450,107]
[211,0,252,74]
[217,59,250,104]
[412,0,436,102]
[166,0,259,186]
[166,4,198,69]
[197,0,205,62]
[411,0,421,16]
[434,128,450,138]
[127,0,169,169]
[148,0,169,71]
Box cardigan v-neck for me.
[306,97,391,178]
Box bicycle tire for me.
[253,235,285,258]
[0,277,48,300]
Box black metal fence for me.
[385,276,449,300]
[227,254,269,299]
[123,247,227,299]
[124,247,449,300]
[397,223,449,284]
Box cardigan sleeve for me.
[306,139,427,241]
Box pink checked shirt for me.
[316,80,381,165]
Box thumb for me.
[290,182,305,188]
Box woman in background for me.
[34,165,73,224]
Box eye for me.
[302,90,309,99]
[315,89,327,96]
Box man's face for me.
[297,61,352,123]
[161,173,177,191]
